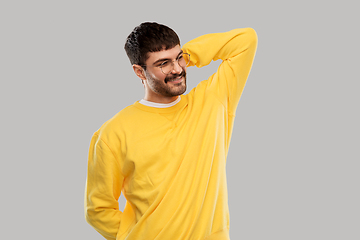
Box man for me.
[85,22,257,240]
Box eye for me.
[160,61,171,67]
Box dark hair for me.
[124,22,180,67]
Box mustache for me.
[164,71,186,83]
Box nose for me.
[170,60,183,74]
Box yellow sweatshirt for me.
[85,28,257,240]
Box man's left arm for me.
[182,28,258,114]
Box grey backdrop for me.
[1,0,359,239]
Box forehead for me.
[146,45,182,65]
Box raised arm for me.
[182,28,257,114]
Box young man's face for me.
[142,45,187,103]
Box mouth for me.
[167,75,183,84]
[165,71,186,84]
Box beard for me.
[145,70,187,98]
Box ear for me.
[132,64,147,81]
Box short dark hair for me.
[124,22,180,67]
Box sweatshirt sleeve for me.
[182,28,257,114]
[85,133,124,240]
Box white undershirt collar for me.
[139,96,181,108]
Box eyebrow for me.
[152,50,183,66]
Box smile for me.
[168,75,184,83]
[165,70,186,84]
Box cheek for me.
[144,71,158,82]
[149,71,165,82]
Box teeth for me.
[170,76,181,82]
[166,75,183,83]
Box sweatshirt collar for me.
[139,96,181,108]
[134,95,187,113]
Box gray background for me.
[1,0,359,239]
